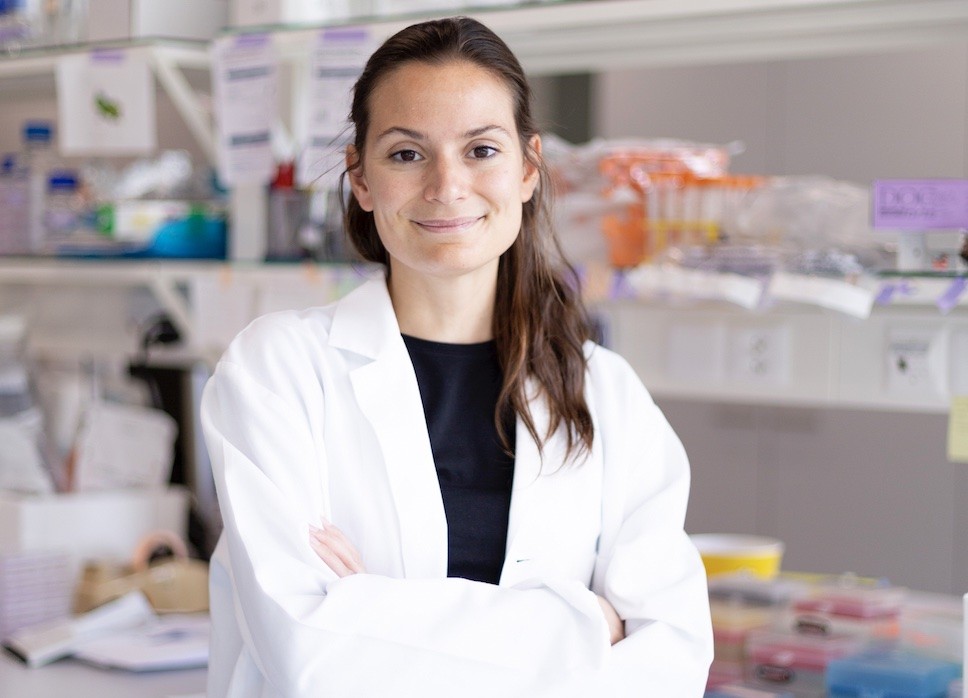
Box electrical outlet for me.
[728,325,790,385]
[885,327,945,396]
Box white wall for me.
[595,41,968,183]
[594,41,968,593]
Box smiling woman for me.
[346,59,537,297]
[201,16,713,698]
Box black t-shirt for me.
[402,334,515,585]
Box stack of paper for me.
[0,549,72,641]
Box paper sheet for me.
[0,413,55,494]
[72,401,178,491]
[297,27,375,190]
[73,614,209,672]
[768,272,875,319]
[212,33,278,186]
[948,396,968,463]
[55,49,156,156]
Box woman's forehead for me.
[366,60,517,135]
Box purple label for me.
[873,179,968,230]
[937,277,967,314]
[234,32,269,49]
[322,28,368,42]
[90,48,126,63]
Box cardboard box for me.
[230,0,353,26]
[87,0,228,42]
[0,487,190,584]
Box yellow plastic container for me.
[691,534,784,580]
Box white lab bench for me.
[0,650,206,697]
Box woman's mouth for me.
[413,216,482,232]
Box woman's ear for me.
[346,145,373,212]
[520,135,541,203]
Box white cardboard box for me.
[87,0,228,42]
[230,0,354,26]
[0,487,189,583]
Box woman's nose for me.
[424,157,467,204]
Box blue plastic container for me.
[826,649,961,698]
[705,684,794,697]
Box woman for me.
[202,16,712,698]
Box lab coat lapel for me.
[501,381,570,587]
[330,277,448,579]
[501,382,602,589]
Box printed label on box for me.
[873,179,968,230]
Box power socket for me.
[728,325,790,386]
[885,327,945,397]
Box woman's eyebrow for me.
[374,124,511,142]
[463,124,511,139]
[375,126,424,142]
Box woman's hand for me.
[308,518,366,577]
[597,595,625,645]
[308,519,622,644]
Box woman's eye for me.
[471,145,498,159]
[391,149,421,163]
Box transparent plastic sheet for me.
[726,176,894,277]
[543,135,742,268]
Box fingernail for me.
[308,523,322,534]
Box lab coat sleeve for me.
[586,353,714,696]
[202,349,611,697]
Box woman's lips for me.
[413,216,482,232]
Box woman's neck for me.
[388,268,497,344]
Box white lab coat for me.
[201,274,713,698]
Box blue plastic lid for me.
[23,121,53,144]
[826,650,961,697]
[47,170,78,191]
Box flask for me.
[0,315,56,493]
[22,120,55,253]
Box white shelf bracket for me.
[148,48,218,167]
[148,275,195,348]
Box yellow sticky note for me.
[948,396,968,463]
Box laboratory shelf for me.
[0,39,215,166]
[0,38,210,78]
[0,258,372,351]
[227,0,968,76]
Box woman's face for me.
[348,60,540,285]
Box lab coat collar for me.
[331,274,449,579]
[328,273,397,360]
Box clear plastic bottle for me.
[38,0,85,46]
[266,162,310,261]
[0,0,29,50]
[44,169,82,249]
[0,153,31,255]
[22,120,55,254]
[0,155,11,253]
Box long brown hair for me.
[340,16,594,462]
